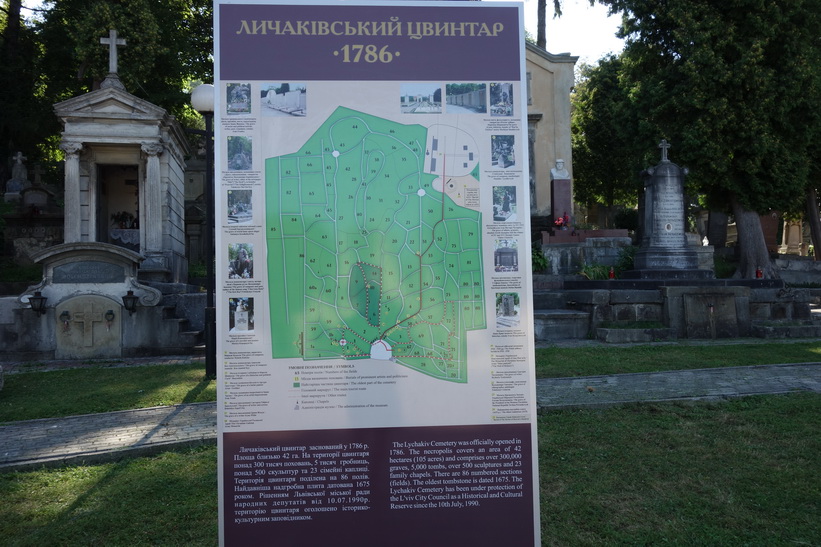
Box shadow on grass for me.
[182,376,214,404]
[4,446,218,545]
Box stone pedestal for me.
[551,178,572,225]
[780,220,803,255]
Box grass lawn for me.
[535,340,821,377]
[0,364,215,423]
[0,341,818,423]
[0,394,817,545]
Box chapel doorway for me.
[97,164,140,251]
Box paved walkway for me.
[1,356,820,471]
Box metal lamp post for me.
[191,83,216,378]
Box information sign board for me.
[215,2,539,544]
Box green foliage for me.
[610,0,820,212]
[713,254,738,279]
[578,263,610,280]
[531,244,550,273]
[0,0,213,167]
[0,258,42,283]
[571,56,645,212]
[615,244,636,274]
[593,0,821,276]
[187,261,207,279]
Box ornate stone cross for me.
[658,139,671,162]
[100,29,126,74]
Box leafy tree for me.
[599,0,821,277]
[571,55,647,226]
[0,0,52,181]
[37,0,212,116]
[0,0,213,173]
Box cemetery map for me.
[266,107,485,382]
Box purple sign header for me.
[218,3,521,81]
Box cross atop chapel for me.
[658,139,671,162]
[100,29,126,74]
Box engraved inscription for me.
[53,261,125,284]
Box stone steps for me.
[750,320,821,339]
[533,309,590,341]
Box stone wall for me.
[540,237,632,275]
[774,256,821,285]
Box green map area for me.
[266,107,485,382]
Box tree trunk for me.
[806,187,821,261]
[537,0,546,49]
[731,194,778,278]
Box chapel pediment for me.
[54,83,169,123]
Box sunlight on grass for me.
[0,364,215,423]
[536,341,821,378]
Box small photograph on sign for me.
[228,243,254,279]
[492,186,517,222]
[226,83,251,115]
[227,189,252,225]
[494,239,519,272]
[228,297,254,332]
[491,134,515,169]
[227,136,252,171]
[490,82,514,116]
[445,83,487,114]
[400,82,442,114]
[261,82,306,117]
[495,292,520,328]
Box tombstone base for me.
[633,246,700,271]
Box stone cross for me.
[72,303,104,347]
[100,29,126,74]
[658,139,671,162]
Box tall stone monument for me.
[53,29,190,282]
[628,140,712,279]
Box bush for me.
[578,263,610,280]
[615,245,636,275]
[0,258,42,282]
[532,245,550,273]
[713,255,737,278]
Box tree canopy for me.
[581,0,821,274]
[607,0,820,216]
[571,55,646,222]
[0,0,213,173]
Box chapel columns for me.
[60,141,84,243]
[141,142,164,253]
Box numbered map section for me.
[266,107,485,382]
